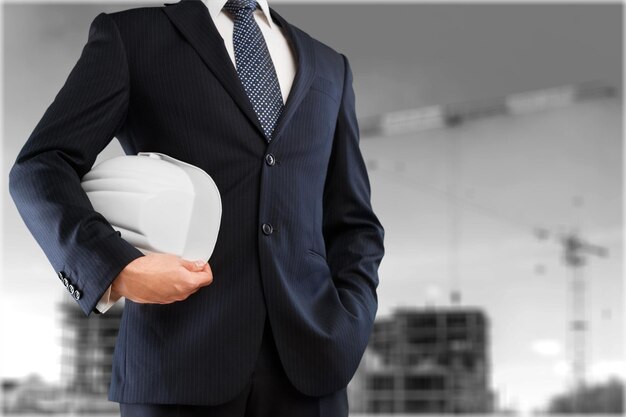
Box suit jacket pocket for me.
[307,247,328,263]
[309,76,340,103]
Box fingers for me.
[120,255,213,305]
[178,259,213,289]
[180,258,208,272]
[185,267,213,288]
[195,269,213,287]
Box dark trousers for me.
[118,317,349,417]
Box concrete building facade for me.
[351,307,493,413]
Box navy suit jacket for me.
[8,0,385,405]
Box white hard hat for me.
[80,152,222,261]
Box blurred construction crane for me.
[361,80,616,310]
[362,83,615,401]
[535,219,609,399]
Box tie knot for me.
[223,0,258,15]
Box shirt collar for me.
[204,0,274,30]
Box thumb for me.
[180,258,207,271]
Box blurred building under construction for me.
[1,298,124,414]
[59,297,123,412]
[349,307,494,414]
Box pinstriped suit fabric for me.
[8,0,385,406]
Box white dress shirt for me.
[95,0,297,313]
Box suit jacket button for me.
[68,284,75,295]
[262,223,273,235]
[74,290,81,301]
[57,271,66,281]
[265,153,276,166]
[63,278,69,288]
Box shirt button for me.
[262,223,273,235]
[265,153,276,166]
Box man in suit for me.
[8,0,385,415]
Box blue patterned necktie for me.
[223,0,284,142]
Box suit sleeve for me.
[8,12,145,317]
[322,53,385,325]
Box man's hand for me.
[110,253,213,304]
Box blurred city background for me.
[1,1,623,416]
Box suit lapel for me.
[163,0,316,147]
